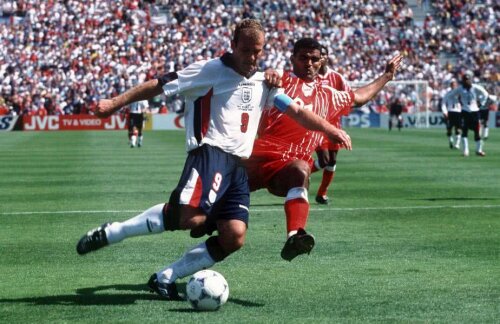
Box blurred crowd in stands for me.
[0,0,497,116]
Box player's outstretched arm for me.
[95,79,164,118]
[274,94,352,150]
[353,53,403,106]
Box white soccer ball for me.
[186,270,229,311]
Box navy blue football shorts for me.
[166,144,250,228]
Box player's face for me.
[231,31,265,77]
[291,48,322,82]
[462,75,472,89]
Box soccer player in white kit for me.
[75,19,352,300]
[441,79,462,149]
[128,100,148,147]
[443,72,489,156]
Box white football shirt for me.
[129,100,149,114]
[162,56,278,158]
[441,88,461,113]
[443,84,489,112]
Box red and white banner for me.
[22,115,127,131]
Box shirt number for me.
[240,112,249,133]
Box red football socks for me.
[285,198,309,232]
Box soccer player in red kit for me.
[76,21,352,299]
[244,38,355,261]
[312,46,403,204]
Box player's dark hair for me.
[233,19,265,45]
[293,38,322,55]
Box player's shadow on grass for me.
[411,197,497,201]
[169,297,265,312]
[0,283,264,308]
[0,283,181,306]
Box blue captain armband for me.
[274,94,293,112]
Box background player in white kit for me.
[75,19,351,300]
[441,78,462,149]
[478,89,493,141]
[128,99,149,148]
[443,72,489,157]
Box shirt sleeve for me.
[162,60,216,98]
[338,73,352,92]
[327,88,355,122]
[474,85,489,107]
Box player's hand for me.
[325,128,352,151]
[442,112,448,120]
[264,68,282,88]
[385,54,403,80]
[95,99,116,118]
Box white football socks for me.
[157,242,216,284]
[462,137,469,156]
[454,134,461,148]
[475,139,483,153]
[105,204,165,244]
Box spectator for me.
[0,0,496,115]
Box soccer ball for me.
[186,270,229,311]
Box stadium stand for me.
[0,0,497,116]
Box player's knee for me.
[216,220,246,254]
[289,161,311,181]
[327,159,337,168]
[316,150,329,168]
[317,155,329,168]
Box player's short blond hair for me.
[233,19,265,45]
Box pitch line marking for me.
[1,204,500,216]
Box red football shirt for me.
[255,70,354,161]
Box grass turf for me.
[0,128,499,323]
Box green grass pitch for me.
[0,128,499,323]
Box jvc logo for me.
[24,116,59,130]
[104,115,127,129]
